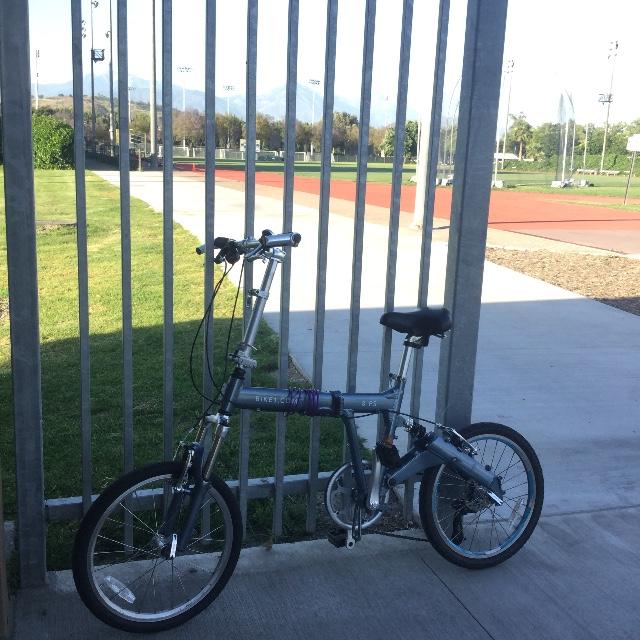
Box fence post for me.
[0,0,47,587]
[0,470,10,636]
[436,0,508,428]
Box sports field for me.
[175,160,640,254]
[177,159,640,201]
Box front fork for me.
[161,413,231,555]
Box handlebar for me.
[195,229,301,264]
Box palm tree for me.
[509,113,533,160]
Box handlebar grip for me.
[213,236,230,249]
[259,231,302,249]
[196,237,230,255]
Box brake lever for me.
[244,245,264,262]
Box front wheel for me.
[72,461,242,633]
[419,422,543,569]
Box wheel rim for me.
[431,434,536,559]
[86,472,234,623]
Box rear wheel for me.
[419,423,543,569]
[72,461,242,633]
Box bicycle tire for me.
[419,422,543,569]
[72,461,242,633]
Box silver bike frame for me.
[199,248,504,515]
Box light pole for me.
[106,0,115,152]
[309,78,320,156]
[445,76,461,168]
[560,93,574,183]
[223,84,234,148]
[177,65,192,150]
[570,119,576,173]
[583,122,589,169]
[500,59,514,170]
[34,49,40,109]
[149,0,157,167]
[599,40,618,174]
[128,85,135,126]
[90,0,99,150]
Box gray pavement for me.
[14,507,640,639]
[12,167,639,639]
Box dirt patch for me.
[486,248,640,316]
[36,220,77,233]
[0,297,8,322]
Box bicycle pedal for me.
[327,528,347,548]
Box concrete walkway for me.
[14,507,640,639]
[13,167,638,639]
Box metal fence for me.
[0,0,507,586]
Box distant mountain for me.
[38,74,414,126]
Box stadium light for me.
[500,59,514,170]
[177,66,192,149]
[309,78,320,156]
[34,49,39,110]
[599,40,618,173]
[223,85,235,149]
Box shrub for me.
[32,113,74,169]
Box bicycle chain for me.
[367,529,428,543]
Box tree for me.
[130,112,150,137]
[380,127,395,157]
[529,122,561,159]
[508,113,533,159]
[378,121,418,159]
[295,120,312,151]
[255,113,283,151]
[32,113,74,168]
[215,113,244,149]
[404,120,418,158]
[368,125,387,156]
[332,111,359,154]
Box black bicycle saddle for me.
[379,307,452,338]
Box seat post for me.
[395,335,423,383]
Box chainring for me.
[324,461,383,531]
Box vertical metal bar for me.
[71,0,93,514]
[201,0,216,542]
[0,0,46,587]
[162,0,173,461]
[117,0,134,471]
[377,0,413,441]
[0,470,9,634]
[306,0,338,533]
[346,0,376,394]
[436,0,508,428]
[274,0,299,539]
[202,0,216,406]
[407,0,450,518]
[239,0,258,531]
[117,0,134,552]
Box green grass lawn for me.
[0,169,344,568]
[496,169,640,200]
[181,158,418,184]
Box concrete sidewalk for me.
[15,166,636,639]
[14,507,640,639]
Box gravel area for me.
[485,248,640,316]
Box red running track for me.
[176,164,640,254]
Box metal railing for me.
[0,0,507,586]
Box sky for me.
[28,0,640,130]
